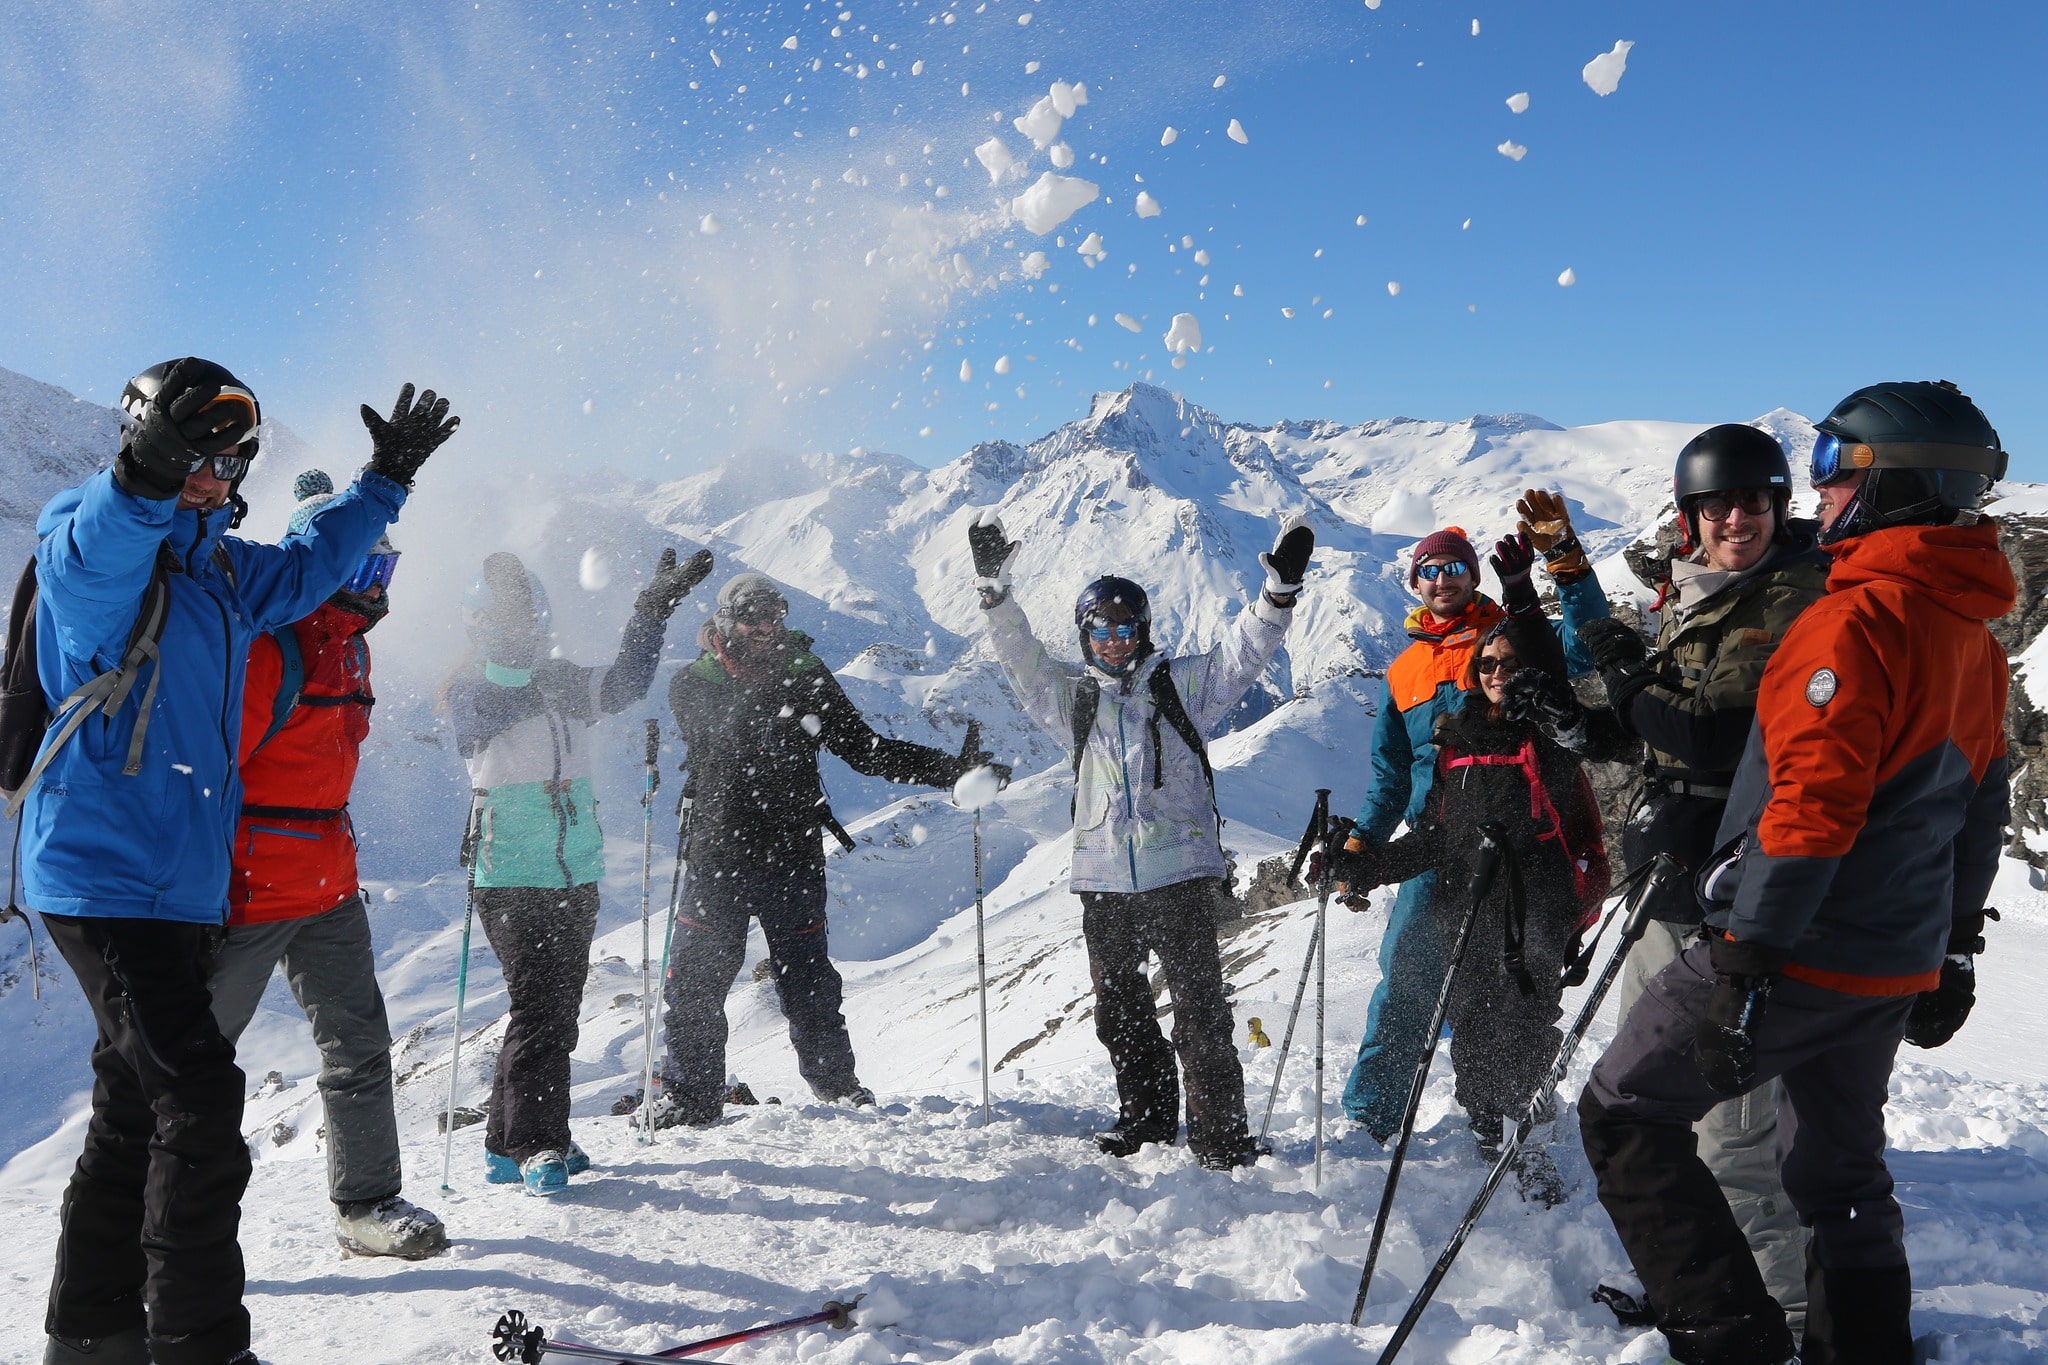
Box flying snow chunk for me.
[1160,126,1178,146]
[912,59,925,75]
[782,35,798,49]
[1497,140,1527,161]
[959,359,974,382]
[578,547,612,591]
[1583,40,1634,96]
[1355,214,1368,226]
[953,765,1005,811]
[995,355,1013,374]
[699,213,722,234]
[1226,118,1249,144]
[1471,18,1480,35]
[1049,142,1075,168]
[800,714,823,737]
[1281,306,1296,318]
[1162,313,1202,355]
[1558,267,1577,287]
[1364,0,1381,9]
[1386,281,1401,296]
[1373,487,1438,539]
[1020,250,1049,279]
[1076,231,1106,261]
[1193,248,1211,266]
[1134,191,1162,218]
[975,136,1019,184]
[1013,95,1065,148]
[1113,313,1143,333]
[1212,74,1226,88]
[1010,172,1100,233]
[1049,80,1087,117]
[1506,91,1529,113]
[1016,9,1031,22]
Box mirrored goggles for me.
[203,450,253,481]
[342,552,400,595]
[1087,621,1140,642]
[1809,431,1867,486]
[1415,560,1471,582]
[1693,488,1775,523]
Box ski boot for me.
[1469,1112,1506,1164]
[42,1328,148,1364]
[1194,1137,1273,1172]
[521,1150,570,1196]
[646,1087,724,1130]
[1094,1114,1176,1158]
[1511,1145,1568,1208]
[336,1193,449,1259]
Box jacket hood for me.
[1824,518,2015,624]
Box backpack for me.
[1,542,235,819]
[248,624,306,757]
[1068,662,1218,817]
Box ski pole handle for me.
[1289,789,1332,885]
[645,718,661,769]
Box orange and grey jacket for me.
[1702,519,2014,994]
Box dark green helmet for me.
[1811,381,2006,543]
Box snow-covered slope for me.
[3,366,2046,1361]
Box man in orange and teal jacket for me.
[1341,499,1611,1138]
[1581,381,2014,1365]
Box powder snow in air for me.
[1049,80,1087,117]
[1355,214,1368,226]
[994,355,1012,375]
[1558,267,1577,286]
[1049,142,1075,168]
[1386,281,1401,296]
[782,35,798,49]
[1160,126,1178,146]
[1016,10,1032,23]
[1134,191,1161,219]
[959,359,974,382]
[1364,0,1381,9]
[1076,231,1106,264]
[698,213,722,234]
[1113,313,1142,333]
[1013,95,1065,148]
[578,547,612,591]
[1583,40,1634,96]
[951,764,1006,811]
[1162,313,1202,357]
[799,714,823,737]
[1281,306,1296,319]
[1373,486,1439,538]
[1507,91,1530,113]
[1019,251,1049,279]
[1010,172,1099,233]
[1471,19,1480,35]
[1226,118,1249,144]
[1212,74,1226,88]
[1193,249,1211,266]
[911,59,924,74]
[1497,141,1527,161]
[975,137,1019,184]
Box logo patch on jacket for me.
[1805,668,1838,707]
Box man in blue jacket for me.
[22,359,456,1365]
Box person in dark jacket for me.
[1573,424,1828,1331]
[1580,382,2013,1365]
[24,362,453,1365]
[1335,548,1624,1203]
[444,544,711,1194]
[203,471,445,1261]
[654,572,994,1128]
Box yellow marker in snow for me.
[1248,1016,1271,1048]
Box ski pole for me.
[1314,811,1329,1190]
[639,788,693,1138]
[441,791,484,1191]
[635,720,661,1144]
[1349,822,1508,1327]
[1372,854,1679,1363]
[975,803,992,1126]
[1258,791,1331,1145]
[491,1297,863,1363]
[0,903,39,1001]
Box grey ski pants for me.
[207,894,403,1206]
[1617,918,1810,1330]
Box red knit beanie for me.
[1409,525,1481,586]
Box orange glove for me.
[1515,488,1591,580]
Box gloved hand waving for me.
[360,383,459,487]
[1489,530,1539,617]
[635,546,715,621]
[969,513,1021,606]
[1260,515,1315,605]
[1516,488,1591,581]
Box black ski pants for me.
[41,913,252,1365]
[661,856,859,1113]
[1580,936,1915,1365]
[475,882,599,1162]
[1079,879,1251,1161]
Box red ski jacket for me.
[1704,519,2013,993]
[228,602,376,924]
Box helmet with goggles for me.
[1074,575,1152,675]
[121,357,262,525]
[1810,380,2005,543]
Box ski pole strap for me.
[818,803,855,852]
[1495,842,1537,999]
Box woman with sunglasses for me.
[1329,608,1625,1204]
[1573,423,1829,1335]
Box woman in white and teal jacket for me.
[443,546,709,1192]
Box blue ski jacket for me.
[21,467,407,922]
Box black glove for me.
[634,547,714,621]
[1323,839,1386,896]
[360,383,459,487]
[1578,618,1649,672]
[1502,667,1593,750]
[1903,956,1975,1049]
[1694,937,1789,1096]
[1490,531,1539,617]
[1260,517,1315,603]
[116,361,258,499]
[969,515,1020,606]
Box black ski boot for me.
[1511,1144,1568,1208]
[42,1328,149,1364]
[1094,1116,1176,1158]
[1469,1112,1505,1164]
[1194,1137,1272,1172]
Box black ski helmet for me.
[1074,575,1152,673]
[1672,423,1791,552]
[120,357,263,527]
[1811,380,2006,544]
[462,552,552,669]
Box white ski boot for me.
[336,1194,449,1259]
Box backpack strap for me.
[1441,736,1589,905]
[249,626,306,757]
[1069,674,1101,820]
[1145,663,1214,795]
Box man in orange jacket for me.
[203,471,447,1260]
[1580,382,2013,1365]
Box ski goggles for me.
[343,552,400,595]
[1691,488,1774,522]
[732,602,787,627]
[1087,621,1140,642]
[1811,430,2007,487]
[202,450,254,481]
[1414,561,1471,582]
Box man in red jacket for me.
[203,471,446,1260]
[1579,382,2013,1365]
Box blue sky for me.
[4,1,2044,478]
